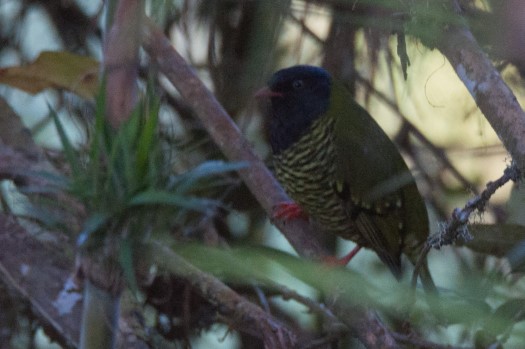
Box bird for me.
[256,65,434,291]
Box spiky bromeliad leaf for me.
[119,237,139,295]
[50,106,82,180]
[77,212,111,248]
[135,97,160,180]
[129,190,219,213]
[88,87,111,199]
[169,160,248,193]
[455,224,525,271]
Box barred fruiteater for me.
[257,65,435,291]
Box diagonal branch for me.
[435,6,525,170]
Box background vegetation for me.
[1,0,525,348]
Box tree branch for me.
[147,241,297,349]
[103,0,143,128]
[435,11,525,171]
[427,162,521,250]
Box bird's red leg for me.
[323,245,362,266]
[273,202,362,267]
[338,245,362,265]
[272,201,307,220]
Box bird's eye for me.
[292,79,304,90]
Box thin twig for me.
[413,162,522,275]
[276,284,344,331]
[428,162,521,249]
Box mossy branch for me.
[435,3,525,171]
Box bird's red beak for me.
[254,87,283,99]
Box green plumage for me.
[263,65,434,290]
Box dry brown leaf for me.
[0,51,99,99]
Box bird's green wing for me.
[329,82,429,277]
[330,83,409,203]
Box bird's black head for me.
[260,65,332,154]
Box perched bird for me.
[257,65,434,290]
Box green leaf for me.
[21,170,70,189]
[88,90,109,199]
[50,107,82,179]
[118,126,136,194]
[18,205,61,227]
[476,299,525,346]
[507,240,525,272]
[129,190,218,212]
[119,238,139,295]
[396,31,410,80]
[77,213,111,248]
[105,129,129,201]
[158,243,508,326]
[170,160,247,193]
[136,99,160,179]
[456,224,525,260]
[493,299,525,331]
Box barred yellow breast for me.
[273,114,362,242]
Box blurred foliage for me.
[54,86,245,289]
[1,0,525,348]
